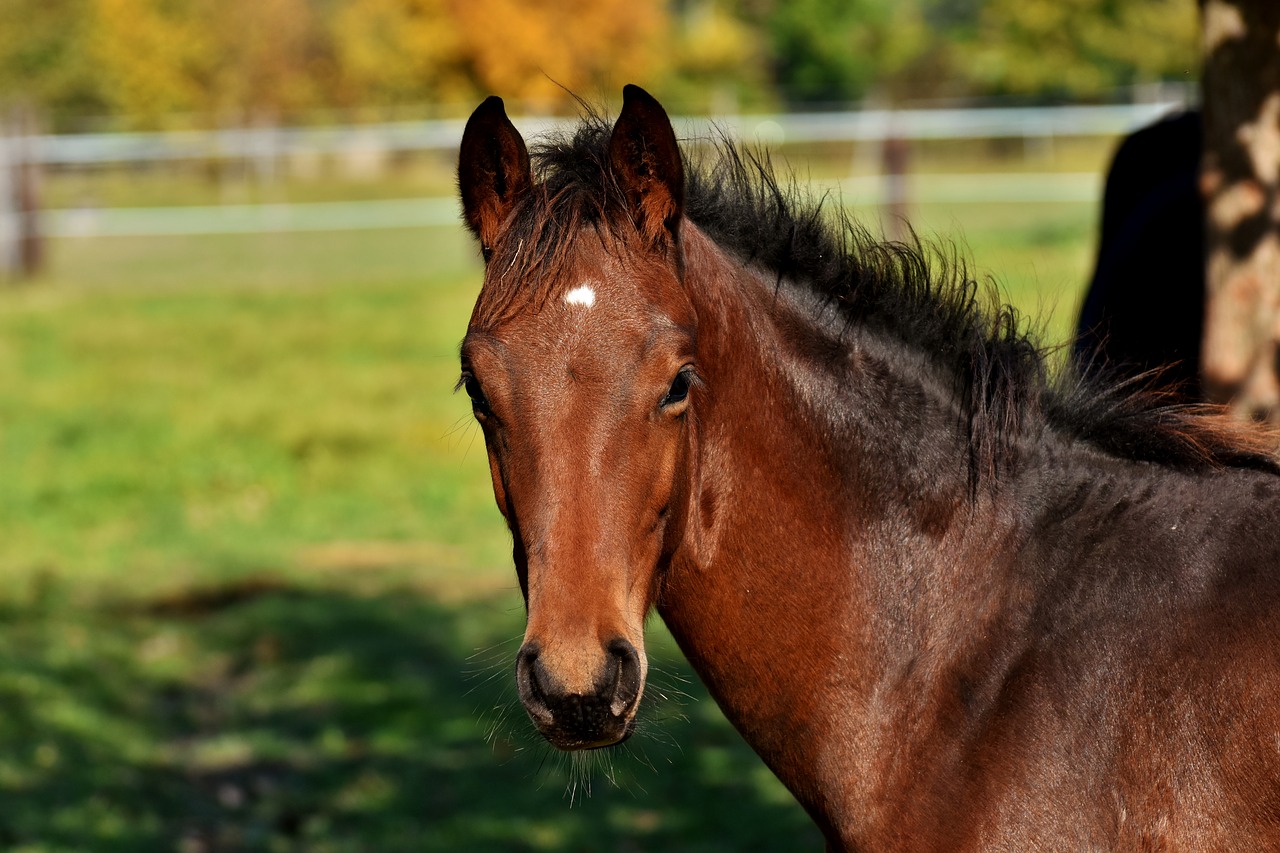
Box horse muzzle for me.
[515,637,644,750]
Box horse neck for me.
[658,225,1030,835]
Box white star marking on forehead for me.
[564,284,597,308]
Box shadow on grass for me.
[0,580,823,852]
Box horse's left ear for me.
[458,96,532,258]
[609,84,684,243]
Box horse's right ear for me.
[609,84,684,244]
[458,96,532,258]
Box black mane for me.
[477,111,1280,479]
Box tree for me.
[0,0,105,125]
[203,0,330,121]
[89,0,213,124]
[664,1,770,113]
[970,0,1199,98]
[1200,0,1280,424]
[761,0,928,104]
[90,0,330,127]
[448,0,668,111]
[329,0,469,108]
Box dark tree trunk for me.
[1200,0,1280,424]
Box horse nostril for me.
[606,638,643,718]
[516,642,551,720]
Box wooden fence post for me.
[0,105,42,282]
[881,132,910,242]
[0,113,14,280]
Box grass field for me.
[0,194,1098,850]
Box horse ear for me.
[609,84,684,243]
[458,96,532,257]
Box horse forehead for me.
[493,305,676,412]
[489,242,688,371]
[509,276,657,348]
[563,282,597,308]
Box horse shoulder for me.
[887,462,1278,846]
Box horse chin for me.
[541,718,636,752]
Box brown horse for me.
[456,85,1280,850]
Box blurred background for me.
[0,0,1200,850]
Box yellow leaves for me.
[4,0,1212,124]
[207,0,326,116]
[90,0,326,124]
[449,0,668,109]
[675,2,757,77]
[90,0,211,121]
[331,0,468,106]
[78,0,671,123]
[333,0,668,111]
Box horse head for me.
[457,86,694,750]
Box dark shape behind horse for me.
[456,86,1280,850]
[1075,111,1206,399]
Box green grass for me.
[43,156,463,211]
[0,196,1095,850]
[1,229,495,599]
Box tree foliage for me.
[90,0,330,123]
[0,0,1204,127]
[451,0,667,110]
[662,0,769,111]
[761,0,928,103]
[329,0,468,107]
[969,0,1199,97]
[0,0,105,119]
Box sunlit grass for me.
[1,229,501,602]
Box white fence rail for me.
[25,102,1184,166]
[14,102,1186,239]
[42,173,1105,238]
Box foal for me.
[457,85,1280,851]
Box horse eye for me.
[661,371,691,408]
[463,376,491,415]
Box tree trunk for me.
[1200,0,1280,424]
